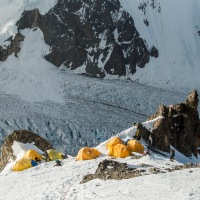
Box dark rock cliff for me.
[137,90,200,158]
[1,0,158,78]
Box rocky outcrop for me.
[81,159,200,184]
[138,0,161,27]
[139,90,200,158]
[80,159,145,183]
[11,0,157,77]
[0,33,25,61]
[149,46,159,58]
[0,130,52,170]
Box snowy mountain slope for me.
[120,0,200,92]
[0,0,199,156]
[1,137,200,200]
[0,2,200,198]
[0,0,57,44]
[1,157,200,200]
[2,0,200,93]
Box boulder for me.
[80,159,144,183]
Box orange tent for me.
[76,147,101,161]
[109,144,132,158]
[23,149,42,162]
[127,139,144,153]
[91,148,101,157]
[106,137,123,150]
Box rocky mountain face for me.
[0,33,25,61]
[0,0,157,77]
[0,130,52,170]
[137,90,200,158]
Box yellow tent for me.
[23,149,42,162]
[127,139,144,153]
[47,149,64,161]
[109,144,132,158]
[76,147,101,161]
[106,137,123,150]
[12,158,36,172]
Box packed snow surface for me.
[1,157,200,200]
[1,131,200,200]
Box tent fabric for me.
[31,160,38,167]
[109,144,132,158]
[76,147,101,161]
[47,149,64,161]
[23,149,42,162]
[127,139,144,153]
[90,148,101,157]
[12,158,35,172]
[106,137,123,150]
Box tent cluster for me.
[75,137,144,161]
[11,136,144,170]
[12,149,65,172]
[106,137,144,158]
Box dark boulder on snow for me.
[81,159,200,183]
[149,46,159,58]
[80,159,145,183]
[12,0,158,77]
[0,130,52,171]
[140,90,200,158]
